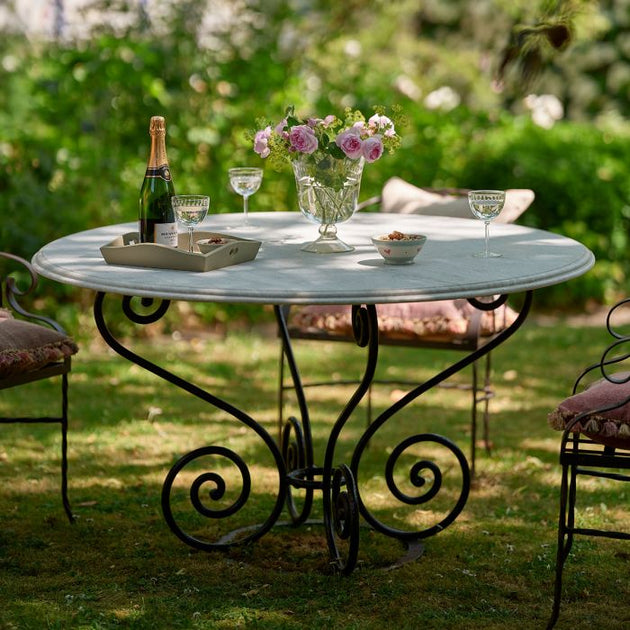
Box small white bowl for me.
[197,237,235,254]
[371,232,427,265]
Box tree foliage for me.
[1,0,628,309]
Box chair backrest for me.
[0,251,62,330]
[366,177,535,224]
[0,252,78,381]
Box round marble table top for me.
[32,212,595,305]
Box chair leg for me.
[61,372,74,524]
[278,344,287,444]
[547,461,573,629]
[469,352,494,476]
[470,360,478,476]
[481,351,492,455]
[563,458,578,559]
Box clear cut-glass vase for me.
[292,155,365,253]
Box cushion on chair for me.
[547,373,630,448]
[0,318,79,378]
[289,300,519,343]
[380,177,535,224]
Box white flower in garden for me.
[524,94,564,129]
[424,86,461,111]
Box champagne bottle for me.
[138,115,178,246]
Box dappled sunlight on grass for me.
[1,317,629,628]
[520,437,561,454]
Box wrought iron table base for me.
[216,519,426,572]
[93,290,532,574]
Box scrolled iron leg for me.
[282,416,315,525]
[161,445,257,551]
[94,291,286,551]
[325,464,360,575]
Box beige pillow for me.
[380,177,535,224]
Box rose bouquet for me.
[253,105,402,170]
[251,105,403,253]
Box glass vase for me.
[292,155,365,253]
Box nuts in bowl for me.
[371,231,427,265]
[196,236,235,254]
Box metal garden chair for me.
[546,297,630,628]
[0,251,79,523]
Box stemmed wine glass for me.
[171,195,210,253]
[228,167,263,227]
[468,190,505,258]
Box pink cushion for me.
[0,319,78,378]
[380,177,535,224]
[547,373,630,448]
[289,300,518,343]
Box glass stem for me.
[484,221,490,257]
[243,195,249,225]
[188,227,194,253]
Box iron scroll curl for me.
[349,292,533,541]
[161,445,253,550]
[93,291,288,550]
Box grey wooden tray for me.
[100,231,261,272]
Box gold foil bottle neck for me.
[149,116,166,136]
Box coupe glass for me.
[171,195,210,253]
[468,190,505,258]
[229,167,263,227]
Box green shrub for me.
[1,3,627,316]
[455,115,630,305]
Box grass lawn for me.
[0,305,628,629]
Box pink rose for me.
[289,125,318,154]
[362,135,384,162]
[275,118,288,138]
[253,126,271,158]
[335,128,363,159]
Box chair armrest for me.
[356,195,382,212]
[0,251,66,334]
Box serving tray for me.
[100,231,261,272]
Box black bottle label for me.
[145,165,172,181]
